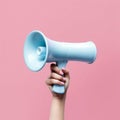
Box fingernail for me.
[63,77,66,81]
[61,82,65,85]
[62,67,65,70]
[60,70,63,75]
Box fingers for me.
[51,72,65,80]
[46,78,65,86]
[47,71,66,85]
[50,63,70,81]
[46,63,70,90]
[61,68,70,79]
[50,63,63,76]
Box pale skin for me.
[46,63,70,120]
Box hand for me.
[46,63,70,99]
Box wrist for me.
[52,93,66,102]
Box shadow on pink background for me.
[0,0,120,120]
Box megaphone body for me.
[24,30,97,94]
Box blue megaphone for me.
[24,30,97,94]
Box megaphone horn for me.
[24,30,97,94]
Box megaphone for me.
[24,30,97,94]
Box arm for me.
[46,63,70,120]
[49,94,66,120]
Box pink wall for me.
[0,0,120,120]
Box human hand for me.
[46,63,70,99]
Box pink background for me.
[0,0,120,120]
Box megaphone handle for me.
[52,61,68,94]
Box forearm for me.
[49,95,66,120]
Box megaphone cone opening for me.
[24,30,48,72]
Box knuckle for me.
[51,72,55,78]
[45,78,49,85]
[53,79,58,84]
[51,63,56,69]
